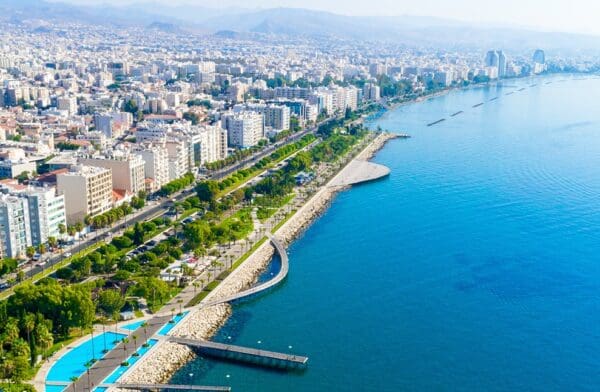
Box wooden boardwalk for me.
[100,383,230,391]
[171,337,308,368]
[202,234,289,306]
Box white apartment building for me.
[363,83,381,102]
[0,194,31,258]
[165,140,190,181]
[137,143,169,192]
[221,111,264,148]
[197,125,228,165]
[57,96,78,115]
[20,186,66,246]
[57,165,113,224]
[235,104,291,131]
[79,153,145,195]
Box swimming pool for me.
[120,320,145,331]
[93,338,159,391]
[46,331,125,388]
[157,311,189,336]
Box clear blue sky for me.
[59,0,600,35]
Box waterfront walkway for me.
[201,234,289,307]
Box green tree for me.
[98,289,126,319]
[196,180,220,202]
[132,222,145,245]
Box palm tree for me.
[121,337,129,360]
[169,308,176,323]
[131,334,139,356]
[177,299,183,316]
[141,322,149,347]
[70,376,78,392]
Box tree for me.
[123,99,138,114]
[47,236,58,250]
[98,289,126,319]
[37,243,46,255]
[132,222,145,246]
[196,180,220,202]
[58,223,66,235]
[26,246,35,259]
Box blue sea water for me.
[172,75,600,391]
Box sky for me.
[57,0,600,36]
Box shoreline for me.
[113,132,398,389]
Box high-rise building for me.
[21,186,66,246]
[79,153,146,195]
[57,96,78,115]
[533,49,546,65]
[498,51,507,78]
[363,83,381,102]
[222,111,265,148]
[57,165,113,224]
[0,193,31,258]
[485,50,499,68]
[137,143,169,193]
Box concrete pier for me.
[328,159,390,187]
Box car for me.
[0,283,9,290]
[183,217,194,224]
[64,252,72,258]
[32,253,41,261]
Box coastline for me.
[112,132,398,389]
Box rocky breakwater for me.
[114,243,277,388]
[110,132,397,390]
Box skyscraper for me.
[533,49,546,65]
[485,50,499,68]
[498,51,507,78]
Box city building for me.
[57,165,113,224]
[222,111,265,148]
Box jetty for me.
[472,102,484,108]
[489,97,498,101]
[101,383,230,391]
[450,111,463,117]
[171,337,308,369]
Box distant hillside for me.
[2,1,600,52]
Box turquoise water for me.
[121,320,145,331]
[95,338,159,390]
[46,331,125,387]
[157,311,189,335]
[172,75,600,391]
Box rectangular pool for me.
[46,331,125,388]
[157,311,189,336]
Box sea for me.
[171,74,600,391]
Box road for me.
[1,118,335,292]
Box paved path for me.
[202,234,288,307]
